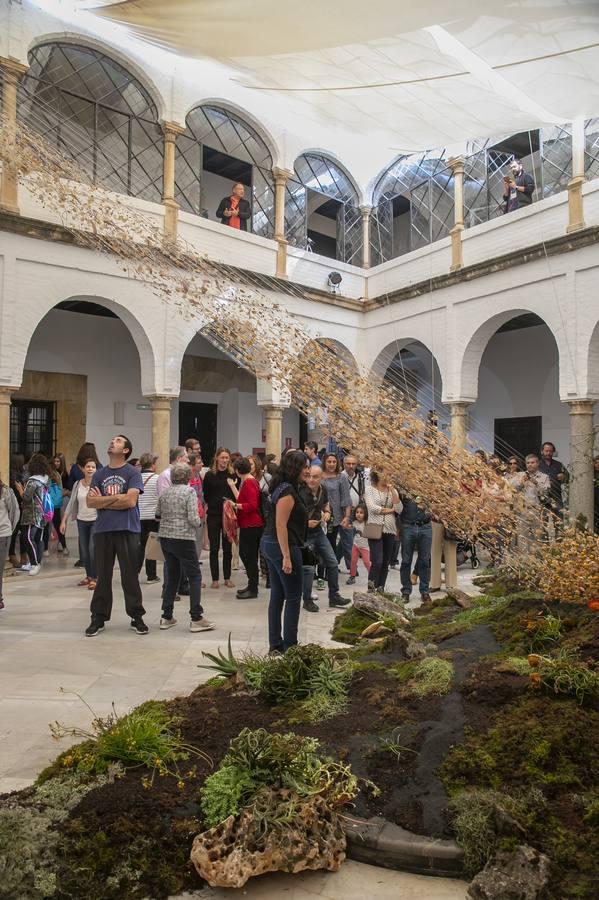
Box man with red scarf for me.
[216,182,251,231]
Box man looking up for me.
[85,435,146,637]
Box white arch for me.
[292,148,364,205]
[454,305,573,403]
[26,33,168,122]
[369,336,445,400]
[581,319,599,400]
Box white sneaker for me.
[43,550,49,557]
[160,617,177,630]
[190,618,215,632]
[28,565,41,576]
[16,564,32,573]
[63,547,70,557]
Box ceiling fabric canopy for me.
[75,0,599,150]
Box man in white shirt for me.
[512,454,551,551]
[157,446,188,496]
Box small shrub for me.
[537,651,599,705]
[526,613,563,651]
[504,657,532,676]
[410,657,454,697]
[200,728,360,827]
[198,633,239,678]
[525,528,599,604]
[452,595,510,628]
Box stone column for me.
[448,157,465,271]
[567,117,586,234]
[0,387,13,482]
[0,57,28,215]
[148,396,172,472]
[273,167,292,279]
[449,401,469,450]
[568,399,594,526]
[161,122,184,240]
[360,205,372,268]
[264,406,284,458]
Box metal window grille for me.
[175,105,275,237]
[10,400,56,458]
[540,124,573,198]
[288,153,362,263]
[19,43,164,202]
[584,118,599,180]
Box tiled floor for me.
[0,546,475,898]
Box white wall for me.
[468,324,571,462]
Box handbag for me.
[363,490,389,541]
[301,543,318,567]
[145,531,164,562]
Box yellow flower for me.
[177,780,185,790]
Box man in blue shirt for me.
[85,435,146,636]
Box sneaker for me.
[130,619,149,635]
[329,594,351,608]
[147,577,161,584]
[420,592,432,603]
[85,619,105,637]
[63,547,70,557]
[160,617,177,630]
[16,563,32,574]
[74,559,83,567]
[190,618,215,632]
[389,563,399,570]
[28,565,41,576]
[43,550,49,557]
[236,588,258,599]
[401,592,411,601]
[311,594,319,602]
[303,600,319,613]
[346,575,356,585]
[316,579,326,591]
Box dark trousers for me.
[138,519,159,579]
[90,531,145,623]
[77,520,96,580]
[238,526,263,592]
[368,532,396,589]
[44,508,67,550]
[207,514,232,581]
[261,535,303,653]
[318,525,339,579]
[160,537,203,621]
[334,524,354,570]
[400,523,432,595]
[21,524,43,566]
[9,521,21,557]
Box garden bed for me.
[2,587,598,899]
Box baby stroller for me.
[456,539,479,569]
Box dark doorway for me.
[299,413,308,452]
[178,402,218,466]
[307,191,341,258]
[494,415,542,461]
[10,400,56,457]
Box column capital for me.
[147,394,176,404]
[0,57,28,81]
[272,166,293,187]
[448,400,471,412]
[447,156,465,176]
[359,204,373,219]
[161,121,185,142]
[567,399,595,414]
[263,404,285,416]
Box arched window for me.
[370,152,452,265]
[20,43,164,202]
[175,105,275,238]
[286,153,362,265]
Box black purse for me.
[301,543,318,567]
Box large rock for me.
[190,791,346,888]
[468,844,551,900]
[352,592,411,628]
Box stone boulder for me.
[468,844,551,900]
[190,791,346,888]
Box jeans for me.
[21,524,43,566]
[44,508,67,550]
[238,526,263,592]
[138,519,159,579]
[160,537,203,621]
[335,524,354,570]
[0,536,9,599]
[302,564,315,603]
[261,535,303,652]
[77,520,96,579]
[307,528,340,599]
[368,532,396,589]
[90,531,145,623]
[400,523,432,595]
[318,525,340,580]
[207,514,232,581]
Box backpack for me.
[37,485,55,523]
[48,479,63,510]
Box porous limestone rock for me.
[190,792,346,888]
[468,844,551,900]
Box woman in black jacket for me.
[216,182,251,232]
[202,448,237,588]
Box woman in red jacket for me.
[230,456,264,598]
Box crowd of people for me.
[0,433,575,651]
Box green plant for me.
[537,650,599,704]
[452,595,510,628]
[200,728,361,827]
[50,694,210,786]
[504,657,532,676]
[410,657,454,697]
[527,613,563,651]
[198,633,240,678]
